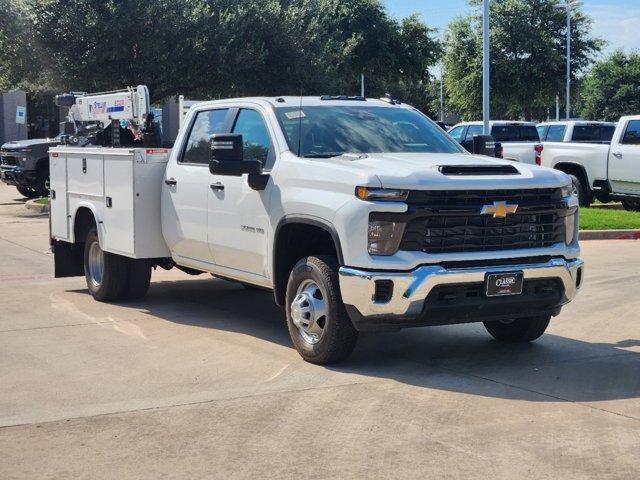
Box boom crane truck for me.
[49,90,584,364]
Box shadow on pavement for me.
[72,275,640,403]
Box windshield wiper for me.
[302,153,344,158]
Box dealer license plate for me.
[485,272,524,297]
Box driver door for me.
[207,108,274,277]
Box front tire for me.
[16,186,39,199]
[621,199,640,212]
[285,255,358,364]
[483,315,551,343]
[83,228,129,301]
[569,174,592,208]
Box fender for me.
[274,214,344,264]
[272,214,344,306]
[553,162,592,188]
[69,201,103,245]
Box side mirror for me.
[472,134,496,157]
[209,133,262,176]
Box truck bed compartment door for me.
[609,119,640,195]
[49,152,69,241]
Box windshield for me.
[275,106,463,157]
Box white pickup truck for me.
[50,96,584,364]
[448,121,543,165]
[540,116,640,209]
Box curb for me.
[579,229,640,240]
[25,199,50,214]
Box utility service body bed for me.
[49,146,171,259]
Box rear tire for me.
[124,259,152,300]
[621,199,640,212]
[569,174,592,207]
[285,255,358,364]
[483,315,551,343]
[35,166,50,197]
[16,186,38,199]
[83,228,129,301]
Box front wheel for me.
[483,315,551,343]
[285,255,358,364]
[84,228,129,301]
[16,186,39,199]
[621,199,640,212]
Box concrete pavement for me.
[0,182,638,479]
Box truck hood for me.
[329,152,570,190]
[1,138,59,150]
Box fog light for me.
[368,220,405,255]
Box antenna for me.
[297,88,303,157]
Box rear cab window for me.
[491,124,540,142]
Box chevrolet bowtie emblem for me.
[481,201,518,218]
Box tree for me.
[580,51,640,121]
[21,0,441,109]
[443,0,603,120]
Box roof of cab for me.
[191,96,410,109]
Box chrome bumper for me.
[338,257,584,322]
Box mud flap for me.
[53,240,84,278]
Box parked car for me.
[540,115,640,209]
[0,136,60,198]
[537,121,616,144]
[50,95,583,364]
[448,121,543,165]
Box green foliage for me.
[444,0,603,121]
[580,206,640,231]
[2,0,441,111]
[580,51,640,121]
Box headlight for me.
[561,182,574,198]
[18,148,32,153]
[368,220,406,255]
[565,209,578,245]
[356,186,408,202]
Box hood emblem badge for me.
[481,201,518,218]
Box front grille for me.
[0,154,18,166]
[398,188,566,254]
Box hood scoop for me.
[438,164,520,176]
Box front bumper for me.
[0,166,37,187]
[339,257,584,331]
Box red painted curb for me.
[579,230,640,240]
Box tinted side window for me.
[232,109,271,164]
[572,125,601,142]
[520,126,540,141]
[182,109,229,164]
[601,125,615,142]
[546,125,566,142]
[621,121,640,145]
[491,125,519,142]
[465,125,483,141]
[537,125,549,141]
[448,126,464,142]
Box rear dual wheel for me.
[84,227,152,301]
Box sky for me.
[384,0,640,56]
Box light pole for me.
[557,0,582,119]
[440,63,445,122]
[482,0,490,135]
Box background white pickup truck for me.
[540,116,640,209]
[50,96,584,364]
[448,121,543,165]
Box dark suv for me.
[0,136,60,198]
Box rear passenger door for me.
[609,119,640,195]
[163,107,232,265]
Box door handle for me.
[613,152,623,159]
[164,178,177,186]
[210,182,225,191]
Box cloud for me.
[584,3,640,55]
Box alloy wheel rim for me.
[88,241,104,287]
[290,279,328,345]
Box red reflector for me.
[51,153,59,157]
